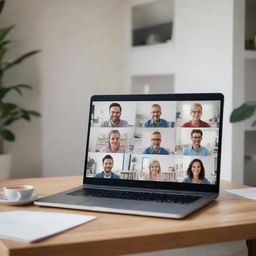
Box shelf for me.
[130,43,175,75]
[131,74,174,94]
[132,0,174,46]
[244,120,256,185]
[244,50,256,59]
[244,152,256,161]
[133,22,172,47]
[132,41,174,51]
[244,127,256,132]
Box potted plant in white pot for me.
[0,0,41,179]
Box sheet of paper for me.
[226,187,256,200]
[0,210,96,243]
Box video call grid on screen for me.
[86,99,221,185]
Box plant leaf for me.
[2,116,20,126]
[3,50,41,71]
[0,47,7,63]
[0,25,15,42]
[252,120,256,127]
[0,128,15,141]
[230,103,256,123]
[0,103,19,119]
[2,109,40,126]
[0,0,5,15]
[0,102,40,128]
[0,40,10,49]
[0,84,32,99]
[26,110,41,117]
[21,109,31,121]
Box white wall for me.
[173,0,246,183]
[130,0,243,182]
[1,0,245,183]
[174,0,240,182]
[131,75,175,94]
[2,0,129,177]
[232,0,245,183]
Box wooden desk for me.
[1,176,256,256]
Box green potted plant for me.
[131,156,137,171]
[230,102,256,126]
[230,102,256,161]
[87,157,97,174]
[0,0,41,179]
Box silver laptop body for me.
[35,93,224,219]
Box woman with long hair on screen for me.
[144,160,164,181]
[183,159,210,184]
[101,130,128,153]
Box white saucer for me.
[0,194,40,206]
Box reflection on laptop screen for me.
[86,99,221,185]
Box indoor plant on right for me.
[0,0,41,179]
[230,102,256,126]
[230,102,256,163]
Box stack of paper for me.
[0,210,96,243]
[226,187,256,200]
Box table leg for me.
[246,240,256,256]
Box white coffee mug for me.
[1,185,34,201]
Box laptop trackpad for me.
[79,198,141,210]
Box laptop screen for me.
[84,93,223,192]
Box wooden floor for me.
[128,241,247,256]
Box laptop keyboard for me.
[68,188,201,204]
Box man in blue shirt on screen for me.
[143,104,169,127]
[94,155,120,179]
[182,129,209,156]
[142,131,169,155]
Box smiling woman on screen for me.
[183,103,210,128]
[144,160,164,182]
[183,159,210,184]
[101,130,128,153]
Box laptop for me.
[35,93,224,219]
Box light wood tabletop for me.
[0,176,256,256]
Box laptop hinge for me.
[82,184,217,196]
